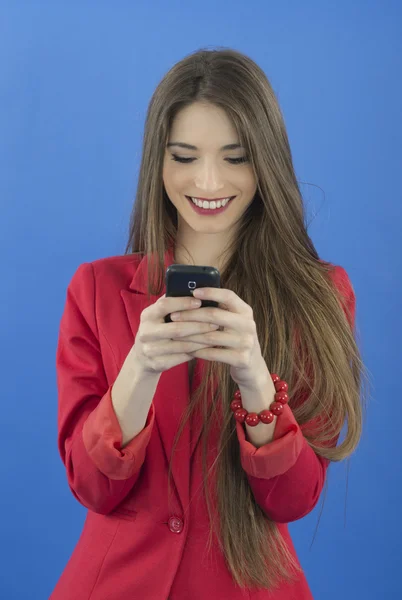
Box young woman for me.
[51,48,367,599]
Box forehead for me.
[169,102,239,145]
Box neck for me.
[174,226,234,272]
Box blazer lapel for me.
[189,358,209,457]
[120,247,195,510]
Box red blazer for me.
[50,248,355,600]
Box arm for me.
[236,266,355,523]
[237,405,332,523]
[56,262,156,514]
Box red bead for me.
[274,380,288,392]
[275,391,289,405]
[259,410,275,424]
[245,412,260,427]
[270,373,281,383]
[234,408,248,423]
[230,399,242,412]
[270,402,284,416]
[234,389,242,400]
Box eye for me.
[226,157,249,164]
[170,154,249,165]
[171,154,195,163]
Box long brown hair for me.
[124,47,369,591]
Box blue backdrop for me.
[1,1,401,598]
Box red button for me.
[168,516,183,533]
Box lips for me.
[186,195,235,215]
[189,196,235,202]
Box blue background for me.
[1,1,401,598]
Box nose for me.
[194,158,225,195]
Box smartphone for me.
[164,264,221,323]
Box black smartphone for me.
[164,264,221,323]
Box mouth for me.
[185,195,236,215]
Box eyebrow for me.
[166,142,244,151]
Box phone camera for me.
[188,281,196,290]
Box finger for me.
[192,287,252,316]
[144,339,213,357]
[170,306,253,333]
[142,295,202,322]
[180,330,242,349]
[189,347,242,365]
[140,321,220,342]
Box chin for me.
[187,220,228,233]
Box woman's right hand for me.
[130,294,219,375]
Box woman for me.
[51,48,367,599]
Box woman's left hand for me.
[169,287,270,390]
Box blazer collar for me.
[128,245,175,295]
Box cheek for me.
[235,170,257,195]
[163,165,188,193]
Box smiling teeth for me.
[191,197,231,209]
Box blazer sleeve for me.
[236,266,356,523]
[56,262,155,515]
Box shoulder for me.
[323,262,356,325]
[327,263,354,299]
[91,253,143,281]
[65,253,144,294]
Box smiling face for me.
[162,102,258,239]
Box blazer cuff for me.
[82,386,155,480]
[236,404,304,479]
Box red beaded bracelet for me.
[230,373,289,427]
